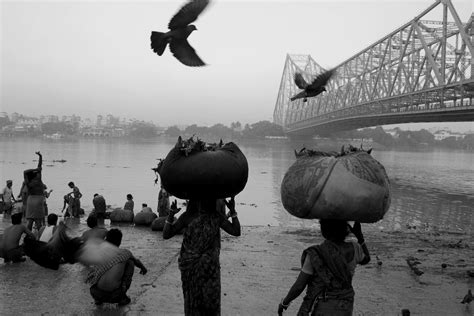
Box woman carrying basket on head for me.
[278,220,370,316]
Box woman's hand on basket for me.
[170,199,181,215]
[224,197,236,215]
[349,222,364,243]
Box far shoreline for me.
[1,134,473,153]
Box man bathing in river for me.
[63,181,82,218]
[1,213,36,263]
[87,229,147,306]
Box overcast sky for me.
[1,0,472,131]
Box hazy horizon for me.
[1,0,473,132]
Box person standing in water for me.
[1,180,16,217]
[62,182,82,217]
[23,151,46,231]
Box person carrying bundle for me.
[163,198,240,315]
[278,220,370,316]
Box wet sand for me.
[0,218,473,315]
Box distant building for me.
[41,115,59,123]
[82,127,110,137]
[105,114,120,127]
[96,115,103,127]
[10,112,20,122]
[80,118,94,128]
[433,129,465,140]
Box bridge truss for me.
[274,0,474,136]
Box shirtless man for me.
[87,229,147,305]
[81,214,108,242]
[1,180,16,217]
[63,181,82,218]
[1,213,36,263]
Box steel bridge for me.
[274,0,474,137]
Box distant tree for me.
[184,124,208,136]
[208,123,233,139]
[230,121,242,130]
[353,126,394,146]
[165,125,181,137]
[396,130,426,147]
[410,129,435,144]
[332,129,363,140]
[439,136,460,149]
[130,122,157,138]
[460,134,474,150]
[242,120,284,138]
[370,126,394,146]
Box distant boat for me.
[44,133,64,139]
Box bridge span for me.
[274,0,473,137]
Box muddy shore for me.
[0,219,473,315]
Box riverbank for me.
[0,218,472,315]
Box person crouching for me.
[87,229,147,306]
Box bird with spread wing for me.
[290,69,335,102]
[150,0,210,67]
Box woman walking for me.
[278,220,370,316]
[163,197,241,315]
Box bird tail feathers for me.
[151,31,168,56]
[290,91,306,101]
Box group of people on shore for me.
[0,152,84,230]
[1,151,371,315]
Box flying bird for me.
[150,0,210,67]
[290,69,335,102]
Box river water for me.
[0,137,473,233]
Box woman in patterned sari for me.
[278,220,370,316]
[163,197,241,316]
